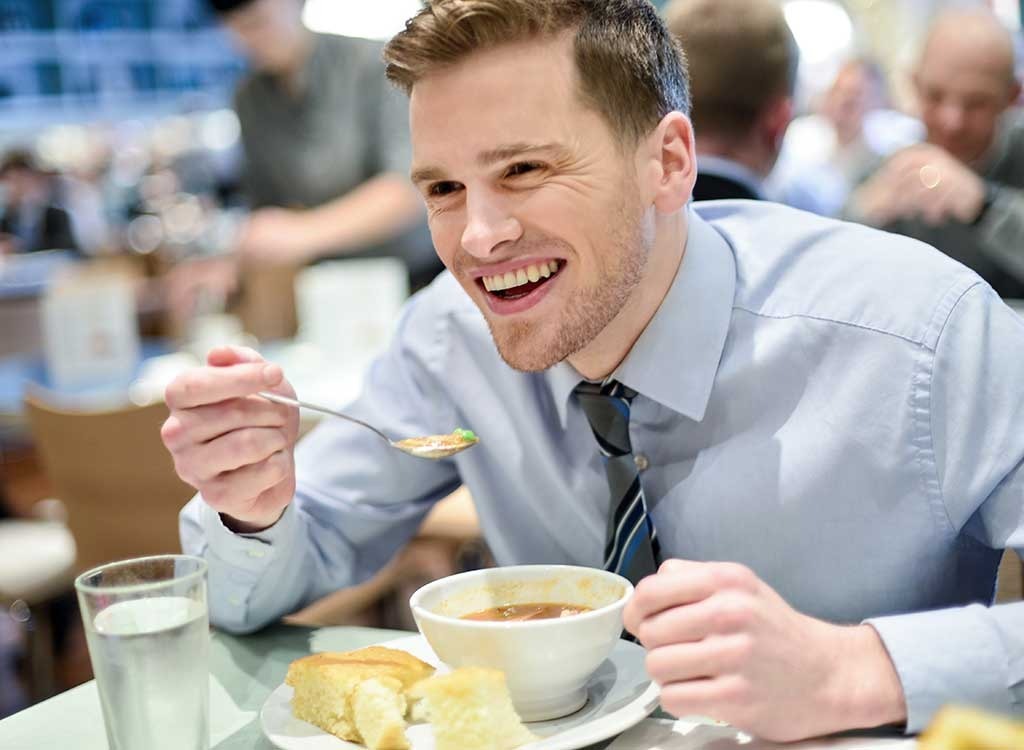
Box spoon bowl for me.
[257,391,479,460]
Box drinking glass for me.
[75,555,209,750]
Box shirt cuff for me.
[198,501,299,633]
[866,604,1015,733]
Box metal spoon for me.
[257,391,479,460]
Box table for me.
[0,625,410,750]
[0,622,917,750]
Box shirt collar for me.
[549,209,737,426]
[697,155,766,200]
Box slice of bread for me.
[352,677,410,750]
[410,667,537,750]
[286,646,434,747]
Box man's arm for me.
[865,281,1024,732]
[972,184,1024,283]
[233,174,424,265]
[623,283,1024,740]
[174,296,461,633]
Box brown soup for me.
[461,603,592,622]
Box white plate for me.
[260,634,660,750]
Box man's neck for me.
[273,31,316,97]
[695,134,773,178]
[568,210,688,380]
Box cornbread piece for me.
[286,646,434,746]
[352,677,410,750]
[410,667,536,750]
[918,705,1024,749]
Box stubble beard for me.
[483,198,649,373]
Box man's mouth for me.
[478,260,564,300]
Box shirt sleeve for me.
[179,291,462,633]
[865,282,1024,732]
[975,185,1024,284]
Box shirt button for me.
[247,548,266,559]
[229,596,241,606]
[634,453,650,472]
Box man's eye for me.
[429,181,461,197]
[505,162,542,178]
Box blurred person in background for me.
[664,0,798,202]
[769,58,914,217]
[849,8,1024,299]
[0,150,78,256]
[205,0,439,287]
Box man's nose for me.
[936,102,966,133]
[460,191,523,258]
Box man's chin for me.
[487,321,566,373]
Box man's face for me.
[222,0,306,73]
[915,37,1018,165]
[409,36,653,372]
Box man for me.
[664,0,797,201]
[164,0,1024,741]
[0,150,78,255]
[850,8,1024,298]
[770,58,918,217]
[196,0,440,284]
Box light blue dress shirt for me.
[182,202,1024,732]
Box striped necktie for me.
[574,379,661,585]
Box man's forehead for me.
[409,39,589,170]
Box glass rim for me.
[74,554,207,596]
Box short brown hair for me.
[665,0,798,141]
[383,0,690,145]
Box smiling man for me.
[165,0,1024,741]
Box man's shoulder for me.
[696,201,982,348]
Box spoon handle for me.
[257,391,394,445]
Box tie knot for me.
[574,379,636,456]
[574,379,637,401]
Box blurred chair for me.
[996,549,1023,603]
[0,509,76,701]
[23,394,194,574]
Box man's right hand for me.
[161,345,300,533]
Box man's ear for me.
[761,96,794,158]
[1005,79,1022,109]
[639,111,697,214]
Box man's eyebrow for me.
[410,142,570,186]
[410,165,447,186]
[477,142,569,165]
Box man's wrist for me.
[830,624,908,731]
[220,507,287,535]
[970,181,1000,226]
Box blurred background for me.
[1,0,1022,720]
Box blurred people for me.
[665,0,798,201]
[769,58,921,217]
[206,0,439,287]
[0,151,78,255]
[849,9,1024,298]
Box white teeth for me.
[482,261,561,293]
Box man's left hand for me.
[624,559,907,742]
[882,144,988,226]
